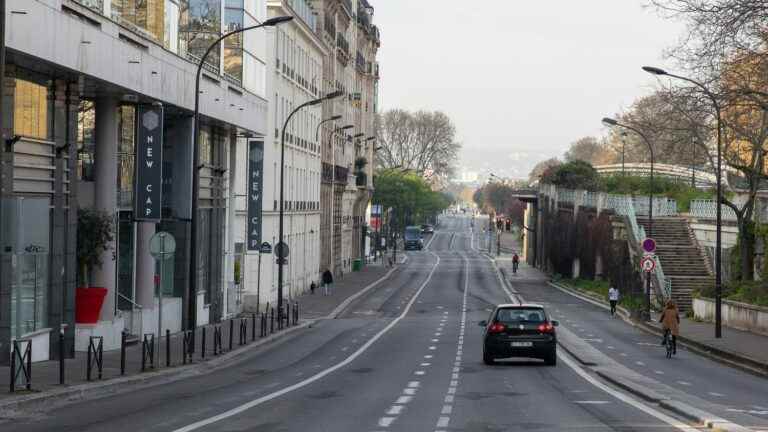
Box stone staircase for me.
[637,217,714,311]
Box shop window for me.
[77,101,96,181]
[13,79,49,140]
[164,0,180,52]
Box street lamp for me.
[315,114,342,143]
[603,116,655,321]
[279,90,345,320]
[189,15,293,328]
[643,65,724,338]
[620,132,627,176]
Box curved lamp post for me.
[315,114,342,143]
[190,15,293,328]
[278,91,345,319]
[603,117,655,321]
[643,66,724,338]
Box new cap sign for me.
[134,104,163,221]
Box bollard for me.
[252,313,256,342]
[286,303,291,328]
[182,330,192,365]
[261,313,266,337]
[59,329,65,385]
[166,329,171,367]
[120,331,127,375]
[142,334,155,371]
[87,336,104,381]
[240,319,247,345]
[201,327,207,359]
[229,319,234,351]
[270,308,275,333]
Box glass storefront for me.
[111,0,166,41]
[5,198,51,338]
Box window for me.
[14,78,48,140]
[111,0,166,41]
[224,1,244,82]
[180,0,222,69]
[117,105,136,208]
[495,307,546,324]
[77,101,96,181]
[164,0,180,52]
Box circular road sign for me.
[640,255,656,273]
[642,238,656,253]
[149,231,176,260]
[275,241,290,259]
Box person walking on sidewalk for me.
[322,269,334,296]
[310,281,317,295]
[512,253,520,274]
[659,299,680,355]
[608,285,619,316]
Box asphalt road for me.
[10,216,757,431]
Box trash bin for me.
[352,259,362,272]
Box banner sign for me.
[134,104,164,221]
[247,140,265,251]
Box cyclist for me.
[659,299,680,355]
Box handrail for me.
[117,292,142,309]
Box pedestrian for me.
[322,268,334,296]
[512,253,519,274]
[310,281,317,295]
[659,299,680,354]
[608,285,619,316]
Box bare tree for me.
[375,109,461,180]
[564,136,616,165]
[650,0,768,280]
[528,157,561,184]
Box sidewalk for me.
[492,227,768,376]
[0,259,399,408]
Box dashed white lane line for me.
[403,388,417,396]
[173,253,443,432]
[441,405,453,414]
[386,405,404,415]
[424,355,433,359]
[708,392,725,397]
[415,371,426,376]
[429,346,437,350]
[677,381,692,386]
[436,416,450,428]
[408,381,420,387]
[421,362,431,367]
[655,370,665,375]
[396,395,413,404]
[635,361,645,366]
[378,417,396,427]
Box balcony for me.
[356,52,366,73]
[334,165,349,184]
[73,0,103,13]
[324,15,336,37]
[341,0,354,17]
[336,34,350,65]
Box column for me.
[135,222,156,309]
[93,97,119,321]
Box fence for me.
[689,199,738,222]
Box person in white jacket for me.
[608,286,619,316]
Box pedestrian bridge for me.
[593,163,720,188]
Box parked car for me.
[479,303,559,366]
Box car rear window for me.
[495,307,546,323]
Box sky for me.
[374,0,686,180]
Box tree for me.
[650,0,768,280]
[540,160,601,191]
[373,169,451,228]
[375,109,461,181]
[528,157,561,184]
[564,136,616,166]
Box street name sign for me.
[134,104,163,221]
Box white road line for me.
[574,401,611,405]
[708,392,725,397]
[452,373,459,379]
[378,417,396,427]
[403,388,416,395]
[420,362,431,366]
[172,252,443,432]
[444,395,454,403]
[436,416,450,428]
[415,371,426,375]
[396,395,413,404]
[677,381,692,386]
[424,355,433,359]
[387,406,404,415]
[441,405,453,414]
[655,370,665,375]
[408,381,420,387]
[429,346,437,350]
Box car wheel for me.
[544,350,557,366]
[483,351,495,365]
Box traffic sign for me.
[260,242,273,254]
[640,255,656,273]
[275,242,289,258]
[276,258,288,265]
[149,231,176,260]
[642,238,656,253]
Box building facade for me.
[312,0,379,277]
[1,0,270,361]
[233,0,325,311]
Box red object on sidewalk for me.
[75,287,108,323]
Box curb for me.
[550,280,768,379]
[658,400,753,432]
[593,369,669,403]
[0,265,402,412]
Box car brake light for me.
[488,323,506,333]
[538,322,554,333]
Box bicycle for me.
[663,329,676,358]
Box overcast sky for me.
[374,0,685,180]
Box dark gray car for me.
[479,304,559,366]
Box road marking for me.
[441,405,453,414]
[396,395,413,404]
[655,370,665,375]
[452,373,459,379]
[708,392,725,397]
[172,252,443,432]
[635,361,645,366]
[436,416,450,428]
[431,339,439,342]
[574,400,611,405]
[403,388,416,395]
[677,381,692,386]
[421,362,431,366]
[415,371,426,375]
[387,406,404,415]
[378,417,396,427]
[450,380,458,386]
[424,355,433,359]
[408,381,420,387]
[444,395,454,403]
[429,346,437,350]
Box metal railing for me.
[689,199,738,221]
[117,292,143,337]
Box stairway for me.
[636,217,714,311]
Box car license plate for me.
[511,341,532,347]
